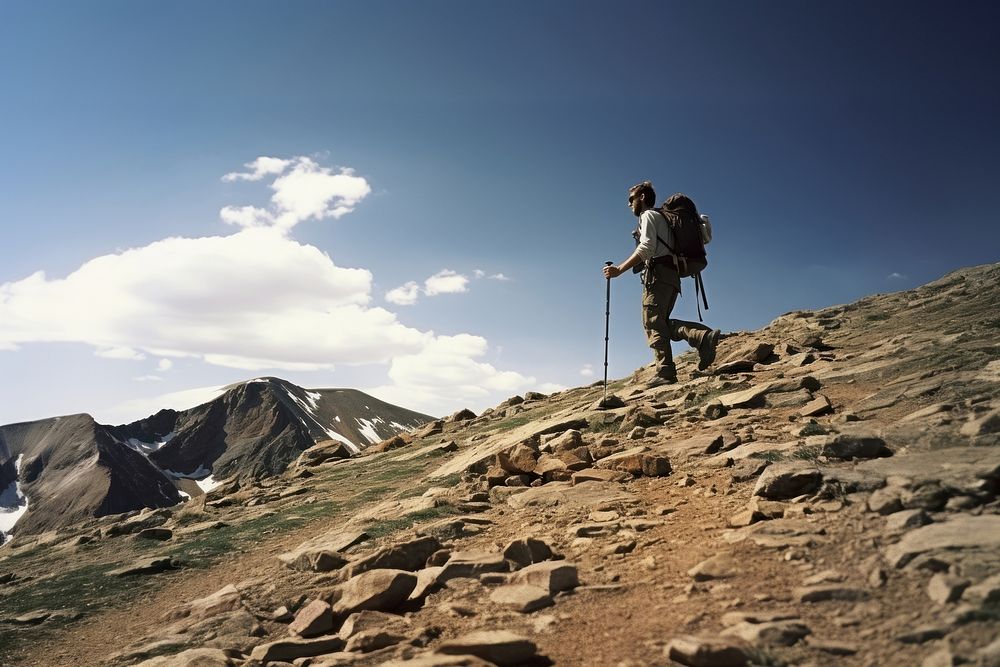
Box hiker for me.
[602,180,721,388]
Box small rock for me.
[927,573,970,605]
[895,625,948,644]
[885,509,931,531]
[664,635,755,666]
[795,585,869,603]
[688,553,740,582]
[806,638,858,655]
[721,620,810,646]
[489,584,553,613]
[799,394,833,417]
[134,528,173,541]
[510,561,579,594]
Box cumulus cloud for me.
[367,334,538,415]
[580,364,594,377]
[424,269,469,296]
[157,359,174,371]
[222,156,292,182]
[385,281,420,306]
[0,227,432,370]
[220,156,371,233]
[887,272,907,280]
[489,273,510,281]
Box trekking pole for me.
[603,261,613,405]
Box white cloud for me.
[96,346,146,360]
[887,272,907,280]
[222,156,292,182]
[220,156,371,233]
[424,269,469,296]
[0,227,432,370]
[133,375,163,382]
[385,281,420,306]
[157,359,174,371]
[580,364,594,377]
[472,268,510,282]
[367,334,538,415]
[219,205,273,229]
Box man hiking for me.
[602,180,721,388]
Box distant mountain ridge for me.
[0,378,433,538]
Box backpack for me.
[658,193,712,319]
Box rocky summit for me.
[0,262,998,666]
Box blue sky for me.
[1,1,997,425]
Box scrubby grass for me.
[362,504,464,540]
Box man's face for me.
[628,191,645,217]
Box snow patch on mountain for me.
[0,454,29,536]
[125,431,177,455]
[355,417,384,444]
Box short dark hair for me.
[628,180,656,206]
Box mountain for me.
[0,378,432,538]
[1,263,998,667]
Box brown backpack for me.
[658,193,710,319]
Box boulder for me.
[279,531,368,572]
[503,538,554,568]
[752,463,823,500]
[721,620,811,646]
[332,569,418,617]
[497,444,538,475]
[489,584,553,613]
[820,432,891,459]
[884,515,1000,568]
[248,637,345,663]
[347,536,443,576]
[109,557,181,577]
[510,561,579,594]
[547,429,584,452]
[165,584,242,623]
[438,551,509,582]
[437,631,539,667]
[288,599,334,638]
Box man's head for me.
[627,181,656,217]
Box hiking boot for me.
[646,374,677,389]
[697,329,721,371]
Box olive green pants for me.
[642,262,712,379]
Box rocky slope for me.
[0,262,998,666]
[0,379,432,539]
